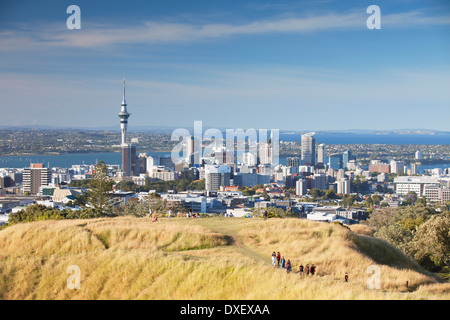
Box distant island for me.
[0,129,449,160]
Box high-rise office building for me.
[312,172,327,190]
[337,178,351,195]
[259,134,273,165]
[137,153,148,175]
[390,160,405,175]
[205,164,231,191]
[23,163,52,195]
[342,150,353,170]
[410,162,421,175]
[186,135,200,165]
[286,157,300,168]
[301,132,316,166]
[296,178,307,196]
[121,144,137,177]
[118,76,137,177]
[243,152,257,167]
[317,143,325,164]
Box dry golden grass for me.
[349,223,375,237]
[0,216,447,300]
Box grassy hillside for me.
[0,216,448,300]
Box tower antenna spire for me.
[122,71,126,102]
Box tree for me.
[364,207,397,230]
[147,192,167,214]
[403,191,418,206]
[188,179,205,191]
[114,198,149,217]
[252,206,286,218]
[144,174,151,190]
[73,192,88,207]
[86,161,115,215]
[69,178,93,188]
[376,223,414,255]
[309,188,322,199]
[372,195,383,206]
[416,196,427,206]
[364,195,374,208]
[116,180,136,192]
[342,194,359,207]
[412,213,450,271]
[324,189,337,200]
[364,204,446,269]
[351,177,369,194]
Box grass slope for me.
[0,217,448,300]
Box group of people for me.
[271,251,317,277]
[149,208,203,219]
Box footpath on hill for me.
[194,218,268,264]
[191,217,446,300]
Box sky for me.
[0,0,449,132]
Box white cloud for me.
[1,9,449,51]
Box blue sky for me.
[0,0,449,131]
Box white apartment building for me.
[394,176,440,196]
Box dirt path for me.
[194,218,269,264]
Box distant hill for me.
[1,125,449,135]
[0,217,448,300]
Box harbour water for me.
[0,151,448,172]
[0,131,448,169]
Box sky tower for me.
[118,75,136,177]
[118,75,130,145]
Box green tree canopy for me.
[86,161,115,215]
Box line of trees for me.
[2,162,205,229]
[364,204,449,277]
[71,176,205,194]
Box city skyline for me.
[1,0,449,131]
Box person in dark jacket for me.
[286,259,292,273]
[310,264,316,276]
[299,264,304,278]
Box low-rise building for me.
[424,185,450,204]
[394,176,440,196]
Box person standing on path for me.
[271,252,276,266]
[276,252,281,266]
[311,264,316,276]
[306,264,310,276]
[299,264,304,278]
[286,259,292,273]
[280,256,286,269]
[345,273,349,282]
